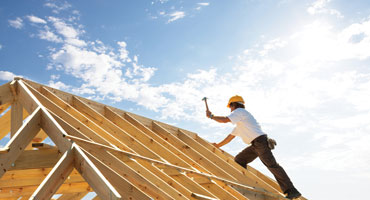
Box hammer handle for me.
[204,99,209,111]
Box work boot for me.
[285,188,301,199]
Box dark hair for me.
[229,102,245,109]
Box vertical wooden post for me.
[10,79,23,138]
[11,100,23,137]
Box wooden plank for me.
[0,107,41,178]
[73,144,122,200]
[17,81,39,114]
[0,148,9,154]
[0,82,14,106]
[0,168,84,188]
[10,149,61,170]
[11,101,23,137]
[30,147,75,200]
[0,108,27,140]
[26,129,49,150]
[0,182,92,198]
[31,143,56,149]
[92,195,101,200]
[0,103,10,115]
[191,193,217,200]
[57,192,88,200]
[0,110,10,140]
[40,108,72,153]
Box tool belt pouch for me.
[267,137,277,150]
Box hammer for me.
[202,97,209,111]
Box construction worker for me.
[206,95,301,199]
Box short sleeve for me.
[230,127,239,136]
[227,109,241,124]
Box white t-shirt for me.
[227,108,266,144]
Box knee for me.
[234,155,246,168]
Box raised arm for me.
[206,110,231,123]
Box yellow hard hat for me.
[227,95,245,107]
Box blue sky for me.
[1,0,370,199]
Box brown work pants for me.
[234,135,294,193]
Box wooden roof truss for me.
[0,78,306,200]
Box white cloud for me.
[291,20,370,61]
[0,44,2,50]
[27,15,47,24]
[37,17,158,106]
[198,3,210,6]
[44,0,71,14]
[117,41,130,62]
[196,2,210,10]
[0,71,16,81]
[48,80,71,90]
[48,17,84,42]
[167,11,185,23]
[259,38,287,56]
[8,17,24,29]
[38,26,63,43]
[50,74,60,80]
[307,0,343,18]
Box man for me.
[206,95,301,199]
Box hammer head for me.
[202,97,208,101]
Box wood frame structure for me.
[0,78,306,200]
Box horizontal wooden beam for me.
[57,192,89,200]
[9,149,60,170]
[0,182,92,198]
[0,168,84,188]
[32,143,56,149]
